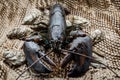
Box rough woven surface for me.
[0,0,120,80]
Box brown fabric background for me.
[0,0,120,80]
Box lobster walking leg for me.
[61,53,73,68]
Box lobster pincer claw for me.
[61,30,92,77]
[71,36,92,77]
[23,41,55,74]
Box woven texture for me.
[0,0,120,80]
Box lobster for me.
[16,3,93,79]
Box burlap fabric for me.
[0,0,120,80]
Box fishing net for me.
[0,0,120,80]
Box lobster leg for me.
[61,53,73,68]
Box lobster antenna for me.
[16,49,53,80]
[62,49,120,78]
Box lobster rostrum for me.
[17,3,93,79]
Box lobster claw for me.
[23,41,55,74]
[69,41,92,77]
[61,30,92,77]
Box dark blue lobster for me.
[21,3,92,78]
